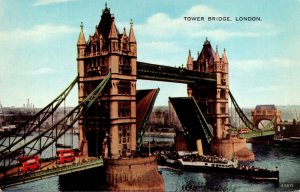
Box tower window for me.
[220,89,226,99]
[118,124,131,157]
[221,103,226,114]
[119,57,131,75]
[118,101,131,117]
[118,80,131,95]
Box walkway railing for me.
[0,158,104,188]
[137,61,216,84]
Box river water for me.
[3,137,300,192]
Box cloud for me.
[185,5,222,16]
[0,24,77,43]
[191,29,264,41]
[232,58,294,70]
[133,5,221,40]
[134,4,274,42]
[248,85,284,93]
[32,0,77,6]
[26,67,56,75]
[139,41,182,54]
[0,0,4,18]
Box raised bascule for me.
[1,3,275,190]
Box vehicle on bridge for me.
[18,155,40,172]
[56,149,75,164]
[238,128,249,134]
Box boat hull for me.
[180,164,279,180]
[158,157,279,181]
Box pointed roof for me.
[98,3,119,41]
[214,46,220,62]
[121,27,127,40]
[197,37,215,66]
[129,19,136,43]
[255,105,276,111]
[108,17,119,39]
[187,50,193,65]
[222,48,228,63]
[77,22,86,45]
[94,25,99,40]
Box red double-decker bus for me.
[56,149,75,164]
[18,156,40,172]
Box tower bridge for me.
[0,3,273,190]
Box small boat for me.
[157,151,279,181]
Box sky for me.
[0,0,300,108]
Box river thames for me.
[4,140,300,192]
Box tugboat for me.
[157,151,279,181]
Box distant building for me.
[148,102,182,129]
[0,100,3,128]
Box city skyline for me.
[0,0,300,108]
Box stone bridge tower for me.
[187,39,254,161]
[76,4,163,190]
[187,38,229,140]
[77,4,137,158]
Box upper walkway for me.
[137,62,216,84]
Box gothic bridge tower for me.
[76,4,163,190]
[187,39,254,161]
[77,4,137,158]
[187,38,229,140]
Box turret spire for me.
[108,17,118,39]
[222,48,228,63]
[187,50,193,70]
[214,45,220,62]
[122,27,127,36]
[77,22,86,45]
[129,19,136,43]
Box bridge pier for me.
[211,137,254,161]
[104,157,164,191]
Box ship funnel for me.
[196,139,203,156]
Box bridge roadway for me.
[239,130,275,139]
[137,61,216,84]
[0,157,104,188]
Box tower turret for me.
[76,22,87,156]
[214,46,220,62]
[121,27,129,51]
[108,16,119,53]
[129,19,137,56]
[221,48,228,64]
[186,50,193,70]
[77,22,86,58]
